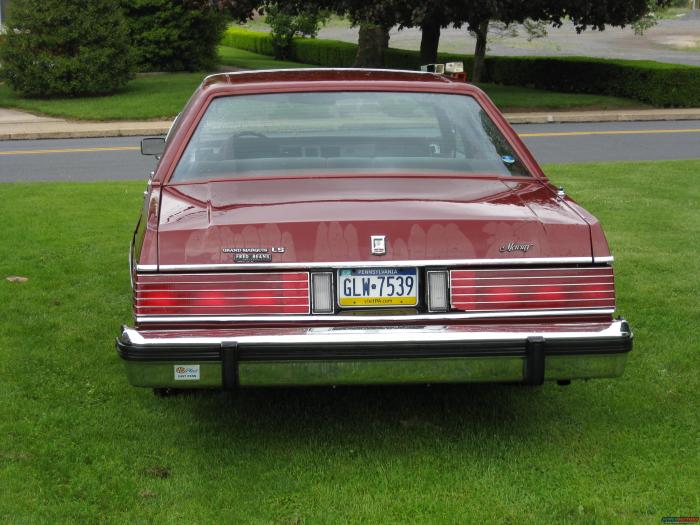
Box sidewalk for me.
[2,107,700,140]
[0,108,172,140]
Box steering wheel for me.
[224,131,269,159]
[232,131,268,139]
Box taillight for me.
[450,267,615,312]
[135,272,310,316]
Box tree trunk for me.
[354,23,389,68]
[419,20,441,65]
[472,19,489,83]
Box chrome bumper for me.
[116,320,632,388]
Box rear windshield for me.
[170,91,531,182]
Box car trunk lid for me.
[157,175,593,266]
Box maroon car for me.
[117,68,631,392]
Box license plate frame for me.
[337,268,419,308]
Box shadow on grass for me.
[153,383,557,450]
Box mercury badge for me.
[499,241,533,253]
[371,235,386,255]
[223,246,285,263]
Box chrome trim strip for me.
[136,297,310,310]
[137,296,309,301]
[454,267,611,272]
[452,290,613,297]
[594,256,614,263]
[452,283,614,289]
[136,307,615,324]
[204,67,436,84]
[155,257,594,272]
[136,264,158,272]
[137,288,310,292]
[123,319,628,347]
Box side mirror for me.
[141,137,166,156]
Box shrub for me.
[265,4,328,60]
[122,0,227,72]
[221,28,700,108]
[292,37,358,67]
[0,0,132,97]
[221,28,275,57]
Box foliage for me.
[265,3,328,60]
[0,160,698,521]
[223,28,700,107]
[221,26,277,56]
[484,55,700,107]
[122,0,228,72]
[0,51,641,121]
[219,46,316,70]
[0,0,132,97]
[0,72,205,120]
[275,0,672,80]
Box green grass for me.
[0,73,207,121]
[0,160,698,523]
[657,6,691,19]
[0,46,644,121]
[476,82,645,111]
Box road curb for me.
[506,109,700,125]
[0,125,172,141]
[1,110,700,140]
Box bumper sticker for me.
[174,365,200,381]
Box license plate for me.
[337,268,418,307]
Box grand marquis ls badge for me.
[223,246,285,263]
[371,235,386,255]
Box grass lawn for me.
[476,82,644,111]
[0,160,698,523]
[0,46,643,121]
[0,73,207,121]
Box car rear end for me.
[118,260,630,388]
[117,69,631,390]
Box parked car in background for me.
[117,68,632,394]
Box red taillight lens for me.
[135,272,310,316]
[450,267,615,313]
[145,291,179,307]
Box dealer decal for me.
[174,365,200,381]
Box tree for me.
[354,23,390,67]
[265,3,328,60]
[122,0,228,72]
[458,0,672,82]
[350,0,673,81]
[217,0,671,78]
[0,0,132,97]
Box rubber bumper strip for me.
[525,336,546,386]
[221,341,239,391]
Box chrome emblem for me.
[371,235,386,256]
[222,246,285,263]
[499,242,534,253]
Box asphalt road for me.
[1,120,699,182]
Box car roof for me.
[201,68,462,88]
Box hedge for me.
[222,27,700,108]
